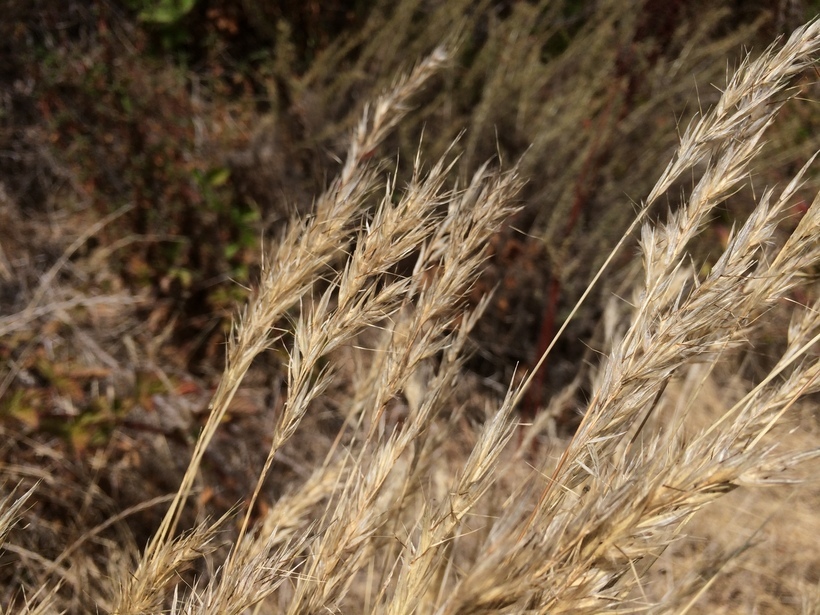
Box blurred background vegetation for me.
[1,0,820,608]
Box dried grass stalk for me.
[21,17,820,615]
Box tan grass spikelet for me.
[91,17,820,615]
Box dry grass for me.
[2,11,820,615]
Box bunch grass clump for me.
[3,15,820,615]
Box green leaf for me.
[138,0,198,25]
[208,167,231,187]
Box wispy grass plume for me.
[6,12,820,615]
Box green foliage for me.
[0,341,167,454]
[134,0,198,25]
